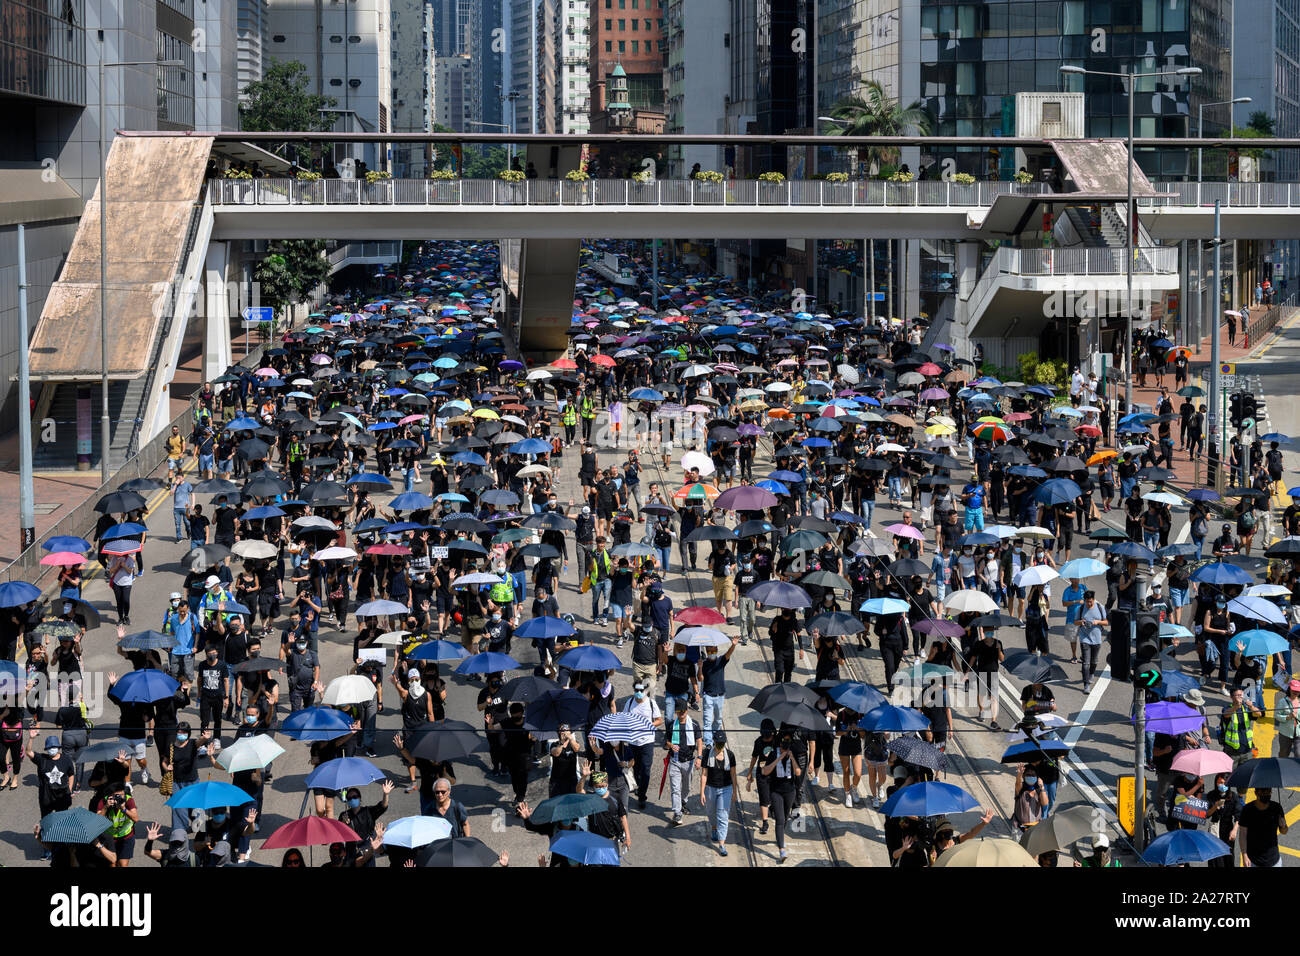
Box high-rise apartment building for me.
[390,0,435,174]
[588,0,665,125]
[467,0,505,131]
[435,52,472,130]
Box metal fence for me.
[1244,294,1299,347]
[209,177,1057,209]
[1144,182,1300,207]
[3,345,268,585]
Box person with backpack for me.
[1237,500,1259,556]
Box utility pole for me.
[17,224,34,551]
[1209,201,1223,460]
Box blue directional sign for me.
[242,307,273,323]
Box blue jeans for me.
[706,784,733,843]
[174,508,188,541]
[663,691,690,717]
[888,477,903,501]
[198,453,214,473]
[964,507,985,531]
[1192,536,1206,559]
[860,499,875,525]
[656,547,671,572]
[404,470,415,492]
[590,578,611,619]
[511,571,527,603]
[701,694,724,745]
[1121,476,1137,499]
[1042,779,1058,818]
[1143,530,1160,551]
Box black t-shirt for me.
[214,507,238,538]
[703,749,737,787]
[709,549,734,578]
[969,638,1003,672]
[664,656,695,695]
[477,686,507,727]
[34,753,75,803]
[770,615,798,654]
[700,655,728,696]
[1239,800,1286,866]
[750,737,777,770]
[197,660,228,698]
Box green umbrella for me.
[779,529,828,554]
[492,528,535,544]
[40,807,111,844]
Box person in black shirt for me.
[966,630,1005,730]
[769,609,802,683]
[1238,787,1288,867]
[196,645,229,740]
[1206,774,1242,868]
[340,779,392,865]
[500,703,534,812]
[477,674,509,776]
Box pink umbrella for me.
[310,354,333,365]
[399,414,426,425]
[919,387,950,401]
[40,552,86,567]
[261,815,359,850]
[884,523,924,541]
[1170,748,1233,777]
[254,367,278,376]
[918,363,943,376]
[366,543,412,556]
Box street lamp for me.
[99,57,184,484]
[1193,97,1249,358]
[1197,97,1251,180]
[1059,64,1200,411]
[819,115,876,321]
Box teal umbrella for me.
[40,807,111,844]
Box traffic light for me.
[1229,392,1244,429]
[1241,393,1257,428]
[1132,611,1162,689]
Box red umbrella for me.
[589,354,616,367]
[917,362,942,376]
[366,543,412,556]
[261,816,359,850]
[551,358,578,370]
[1075,424,1102,438]
[675,606,727,626]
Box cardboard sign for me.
[430,547,449,559]
[1169,794,1209,824]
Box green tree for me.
[254,240,330,326]
[430,123,457,171]
[824,82,932,321]
[463,145,511,179]
[238,61,338,166]
[1247,111,1276,136]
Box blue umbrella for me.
[165,779,254,809]
[1189,561,1253,586]
[1229,628,1288,656]
[827,681,888,713]
[1107,541,1158,562]
[436,492,471,504]
[629,388,665,401]
[549,831,621,866]
[304,756,386,791]
[1186,488,1221,502]
[455,652,522,675]
[223,417,262,432]
[382,815,454,848]
[879,781,979,817]
[747,580,812,609]
[42,536,92,553]
[1001,739,1071,762]
[101,522,148,540]
[346,473,394,489]
[242,505,287,520]
[1141,830,1230,866]
[1033,478,1082,506]
[957,532,1001,547]
[389,491,434,511]
[515,616,578,639]
[406,640,471,661]
[860,598,909,615]
[1155,670,1201,699]
[0,581,41,607]
[768,470,803,483]
[108,668,179,704]
[1057,558,1107,579]
[509,438,553,455]
[861,703,930,732]
[557,645,622,671]
[802,436,833,448]
[281,706,354,741]
[451,451,488,467]
[755,479,790,496]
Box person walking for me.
[760,727,802,863]
[664,700,702,827]
[107,552,138,626]
[700,732,739,856]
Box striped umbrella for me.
[589,711,656,746]
[40,807,112,844]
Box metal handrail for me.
[208,177,1059,209]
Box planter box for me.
[821,182,852,205]
[629,181,657,203]
[362,181,392,203]
[692,180,724,203]
[758,181,787,205]
[561,180,592,204]
[495,181,527,203]
[948,183,976,205]
[885,182,916,205]
[428,181,460,203]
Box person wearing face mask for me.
[1205,774,1243,867]
[284,635,320,712]
[582,770,631,853]
[162,593,197,681]
[163,721,206,832]
[664,699,703,827]
[700,731,739,856]
[548,725,582,797]
[501,702,535,814]
[195,643,230,741]
[1012,763,1048,831]
[339,779,393,866]
[477,672,509,778]
[662,642,698,717]
[620,681,662,809]
[734,555,759,645]
[699,636,739,748]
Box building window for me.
[618,39,625,51]
[618,18,625,28]
[330,78,343,85]
[330,35,343,42]
[605,40,612,51]
[272,34,285,41]
[631,18,637,29]
[605,18,611,29]
[645,19,652,30]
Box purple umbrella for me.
[747,579,812,609]
[912,618,966,638]
[1140,702,1204,734]
[919,388,950,401]
[499,360,524,371]
[933,343,956,353]
[714,485,779,511]
[737,423,765,437]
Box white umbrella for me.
[217,734,285,773]
[322,674,377,706]
[376,630,412,645]
[837,363,860,384]
[765,382,793,392]
[1013,565,1060,588]
[293,516,338,531]
[681,451,715,475]
[878,442,908,453]
[1144,492,1180,506]
[1015,526,1056,538]
[314,546,358,561]
[452,572,504,587]
[944,589,999,614]
[681,364,713,378]
[526,369,552,381]
[231,540,277,559]
[675,626,730,647]
[1246,583,1292,598]
[516,464,550,477]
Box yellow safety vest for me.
[1223,708,1254,750]
[588,550,610,585]
[562,406,577,426]
[580,397,595,419]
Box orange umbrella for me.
[1164,347,1191,362]
[589,354,616,367]
[1086,450,1117,465]
[767,408,793,419]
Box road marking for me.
[1062,667,1112,748]
[1282,845,1300,858]
[1285,803,1300,827]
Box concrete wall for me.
[0,220,80,433]
[196,0,240,130]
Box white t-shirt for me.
[623,695,662,723]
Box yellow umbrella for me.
[471,408,500,419]
[429,456,448,466]
[925,423,956,436]
[933,838,1038,868]
[927,415,956,427]
[975,415,1005,424]
[446,415,473,427]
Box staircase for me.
[32,380,136,472]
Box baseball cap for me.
[590,771,609,786]
[169,827,189,844]
[582,505,591,514]
[713,730,728,744]
[1093,834,1110,849]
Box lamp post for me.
[819,115,874,322]
[1060,64,1201,410]
[99,57,184,484]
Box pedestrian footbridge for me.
[23,131,1300,469]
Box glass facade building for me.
[916,0,1229,177]
[0,0,86,105]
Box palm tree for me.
[826,82,932,323]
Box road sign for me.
[1220,362,1235,375]
[1117,774,1142,837]
[242,307,273,324]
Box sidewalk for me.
[0,346,206,566]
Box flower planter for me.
[885,181,916,205]
[429,181,459,203]
[821,181,852,205]
[692,180,724,204]
[495,181,527,204]
[758,181,787,205]
[629,181,658,204]
[948,183,975,205]
[561,180,592,204]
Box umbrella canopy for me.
[944,589,999,614]
[549,831,620,866]
[416,836,503,867]
[321,674,378,706]
[383,815,454,848]
[39,806,112,844]
[455,652,523,675]
[529,792,610,824]
[108,668,179,704]
[1170,748,1234,777]
[1226,757,1300,789]
[304,756,386,791]
[861,703,930,732]
[217,734,285,772]
[589,711,657,746]
[1019,805,1104,856]
[280,706,354,741]
[934,837,1037,867]
[880,780,980,817]
[405,720,486,762]
[747,580,812,609]
[261,816,360,849]
[1141,830,1231,866]
[165,780,254,809]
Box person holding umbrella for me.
[1238,786,1287,867]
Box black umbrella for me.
[57,597,101,630]
[517,543,561,560]
[193,478,241,495]
[1226,757,1300,790]
[243,474,292,498]
[501,675,561,704]
[232,657,285,674]
[761,700,829,731]
[182,544,232,569]
[686,526,738,543]
[888,558,931,577]
[523,512,576,531]
[405,719,485,762]
[888,736,947,772]
[75,740,130,765]
[972,613,1023,629]
[237,438,271,460]
[1136,467,1176,481]
[808,612,864,636]
[749,682,821,712]
[790,516,839,534]
[523,689,589,733]
[416,836,502,867]
[119,477,165,493]
[1046,456,1087,473]
[1003,652,1069,683]
[94,490,146,514]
